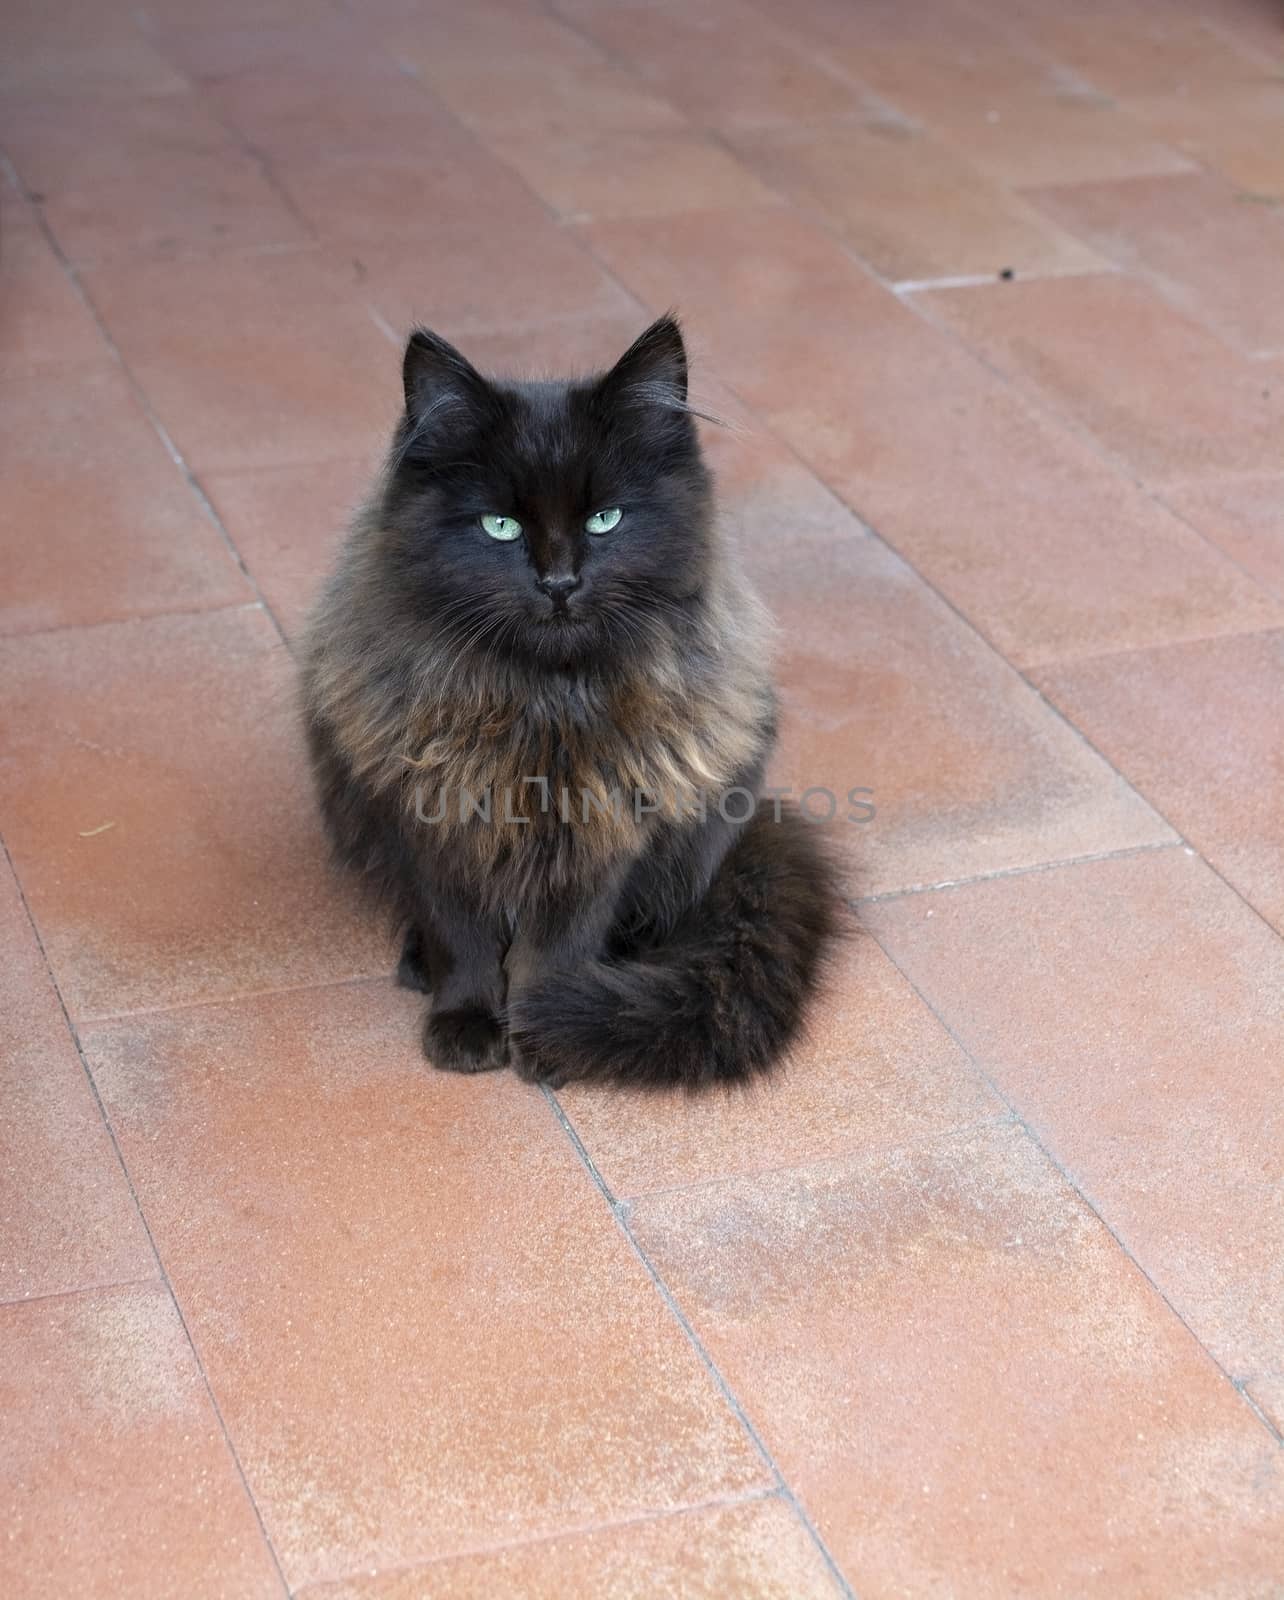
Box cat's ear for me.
[401,327,487,428]
[599,314,689,410]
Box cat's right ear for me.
[401,328,487,430]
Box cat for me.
[301,315,841,1089]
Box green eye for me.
[480,514,522,542]
[585,506,623,535]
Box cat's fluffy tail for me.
[508,808,844,1090]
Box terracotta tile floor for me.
[3,1,1283,1595]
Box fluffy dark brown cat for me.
[301,316,840,1088]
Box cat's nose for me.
[537,572,581,606]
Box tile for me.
[0,855,153,1302]
[579,205,911,414]
[584,207,1282,663]
[301,1497,842,1599]
[206,55,454,161]
[802,5,1194,189]
[1028,173,1284,355]
[1164,476,1284,599]
[0,1283,282,1599]
[1,95,308,265]
[631,1119,1284,1597]
[844,383,1284,668]
[271,142,550,248]
[0,606,390,1019]
[0,37,186,102]
[729,119,1104,282]
[203,458,374,641]
[82,983,768,1588]
[1003,1,1275,97]
[919,273,1284,482]
[916,89,1196,190]
[394,4,685,137]
[559,933,999,1200]
[1131,83,1284,199]
[1035,630,1284,934]
[553,0,868,132]
[0,369,251,635]
[0,196,108,380]
[755,531,1172,896]
[870,847,1284,1379]
[765,591,1174,896]
[82,250,396,474]
[143,15,368,82]
[487,131,779,222]
[360,218,636,340]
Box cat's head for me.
[381,316,713,668]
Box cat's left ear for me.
[599,314,689,410]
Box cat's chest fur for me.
[402,656,769,872]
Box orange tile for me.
[870,848,1284,1379]
[0,195,109,380]
[486,131,780,221]
[1,95,308,265]
[763,540,1173,894]
[1003,0,1274,97]
[919,273,1284,482]
[301,1497,843,1599]
[630,1119,1284,1595]
[206,55,454,161]
[82,250,397,474]
[0,1283,282,1598]
[796,3,1194,190]
[1130,81,1284,199]
[1028,172,1284,356]
[0,369,251,635]
[271,142,551,247]
[0,37,185,101]
[0,607,391,1019]
[0,855,153,1301]
[845,385,1284,668]
[1163,476,1284,600]
[82,983,768,1588]
[558,933,999,1199]
[583,206,1282,662]
[916,89,1195,190]
[579,206,907,413]
[395,3,685,137]
[1035,630,1284,934]
[557,0,868,132]
[360,219,636,340]
[729,119,1104,282]
[203,458,374,641]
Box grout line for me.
[852,838,1182,906]
[297,1486,784,1596]
[602,1112,1015,1210]
[1234,1381,1284,1447]
[0,1275,162,1314]
[0,155,296,657]
[864,918,1284,1453]
[0,598,267,646]
[0,836,293,1598]
[540,1086,860,1600]
[79,966,395,1027]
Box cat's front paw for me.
[424,1006,509,1073]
